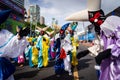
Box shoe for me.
[19,64,23,67]
[37,67,41,70]
[69,72,72,75]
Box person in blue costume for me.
[0,10,29,80]
[36,31,44,69]
[25,41,34,68]
[53,23,70,77]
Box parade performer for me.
[25,39,34,68]
[49,38,56,59]
[96,15,120,80]
[66,0,120,80]
[53,23,71,76]
[36,31,44,69]
[62,22,78,75]
[70,22,79,66]
[42,34,50,67]
[36,27,49,69]
[0,10,29,80]
[62,33,73,75]
[32,38,39,66]
[16,26,25,67]
[26,37,38,67]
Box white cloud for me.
[27,0,120,27]
[41,7,62,15]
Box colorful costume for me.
[0,10,29,80]
[98,16,120,80]
[42,35,49,67]
[62,34,73,75]
[54,33,64,76]
[49,38,56,59]
[53,23,70,76]
[66,0,120,80]
[26,44,34,67]
[0,30,28,80]
[32,46,39,66]
[36,35,43,68]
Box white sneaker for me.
[69,72,72,75]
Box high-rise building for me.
[29,5,40,24]
[40,16,45,25]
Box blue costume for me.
[0,10,29,80]
[53,23,70,76]
[36,36,43,68]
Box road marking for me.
[73,66,79,80]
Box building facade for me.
[0,0,25,33]
[29,5,40,24]
[40,16,45,24]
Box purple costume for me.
[99,16,120,80]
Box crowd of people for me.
[0,10,80,80]
[1,0,120,79]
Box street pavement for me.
[14,45,98,80]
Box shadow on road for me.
[14,69,39,80]
[42,71,73,80]
[77,58,92,71]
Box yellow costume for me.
[71,37,79,66]
[42,36,50,67]
[32,46,39,65]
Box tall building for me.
[29,5,40,24]
[40,16,45,24]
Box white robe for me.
[61,34,73,73]
[0,29,28,80]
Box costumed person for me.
[36,27,48,69]
[69,22,79,67]
[96,16,120,80]
[31,38,39,66]
[65,0,103,79]
[66,0,120,80]
[42,34,50,67]
[12,26,22,63]
[53,23,71,77]
[16,26,26,67]
[62,23,76,76]
[47,31,56,60]
[0,10,29,80]
[25,38,34,68]
[49,37,56,60]
[36,31,44,69]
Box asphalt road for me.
[13,45,98,80]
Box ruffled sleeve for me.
[111,26,120,57]
[0,35,28,58]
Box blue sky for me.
[25,0,120,29]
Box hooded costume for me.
[42,34,50,67]
[0,10,29,80]
[98,16,120,80]
[65,0,120,80]
[53,23,72,76]
[36,31,44,68]
[36,27,49,68]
